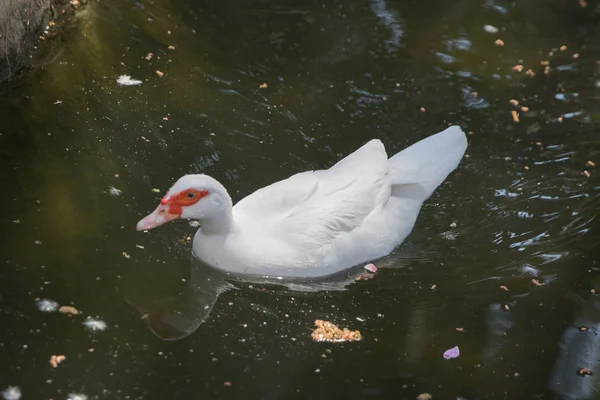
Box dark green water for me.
[1,0,599,398]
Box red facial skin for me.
[161,189,210,215]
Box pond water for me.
[1,0,599,398]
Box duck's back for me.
[233,139,390,248]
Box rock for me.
[0,0,81,82]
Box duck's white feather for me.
[190,126,467,277]
[234,139,388,248]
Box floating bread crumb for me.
[311,320,361,342]
[49,355,66,368]
[511,110,520,122]
[59,306,79,315]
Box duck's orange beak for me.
[136,204,180,231]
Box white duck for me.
[137,125,467,277]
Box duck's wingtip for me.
[436,125,468,151]
[442,124,467,139]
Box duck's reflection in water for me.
[127,257,365,341]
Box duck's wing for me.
[233,139,390,246]
[388,126,467,188]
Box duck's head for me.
[136,174,233,233]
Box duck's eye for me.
[186,192,196,199]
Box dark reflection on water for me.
[0,0,599,398]
[128,257,363,341]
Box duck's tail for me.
[388,125,468,201]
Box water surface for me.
[1,0,599,398]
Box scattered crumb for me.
[560,45,567,51]
[579,0,587,7]
[494,39,504,46]
[573,53,580,59]
[259,83,268,89]
[531,279,543,287]
[2,386,21,400]
[544,65,551,75]
[168,45,175,50]
[521,106,529,112]
[586,161,595,167]
[583,170,591,178]
[558,116,563,122]
[355,273,375,281]
[511,110,520,123]
[122,252,131,259]
[223,381,232,387]
[59,306,79,315]
[420,107,426,112]
[540,60,550,66]
[592,289,596,294]
[156,70,164,78]
[36,299,59,312]
[512,64,524,72]
[417,394,432,400]
[449,222,457,228]
[456,327,464,332]
[311,320,362,342]
[524,166,529,170]
[578,326,589,332]
[525,69,535,77]
[145,53,153,60]
[504,304,510,311]
[500,285,508,291]
[49,355,66,368]
[83,317,108,332]
[509,99,519,106]
[430,284,437,290]
[578,368,592,376]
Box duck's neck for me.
[193,186,235,235]
[200,206,234,235]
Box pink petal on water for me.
[364,263,377,273]
[443,346,460,359]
